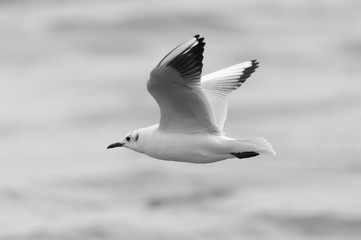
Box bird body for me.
[107,35,275,163]
[134,125,229,163]
[123,124,274,164]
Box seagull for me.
[107,35,275,163]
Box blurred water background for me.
[1,0,361,239]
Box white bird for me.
[107,35,275,163]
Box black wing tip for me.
[166,35,205,79]
[250,60,260,71]
[193,34,205,46]
[192,34,205,51]
[247,59,260,72]
[238,59,260,83]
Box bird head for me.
[107,131,140,151]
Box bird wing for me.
[147,35,221,134]
[201,60,259,130]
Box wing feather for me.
[148,35,220,134]
[201,60,259,129]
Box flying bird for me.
[107,35,275,163]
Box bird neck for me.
[135,124,159,153]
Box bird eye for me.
[126,136,131,142]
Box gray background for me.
[1,0,360,239]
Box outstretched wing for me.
[147,35,220,134]
[201,60,259,130]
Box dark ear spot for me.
[135,133,139,141]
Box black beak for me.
[107,142,124,149]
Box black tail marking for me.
[231,151,259,159]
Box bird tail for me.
[222,138,276,158]
[236,138,276,155]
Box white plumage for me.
[107,35,275,163]
[201,61,259,130]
